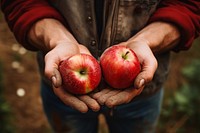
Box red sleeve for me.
[1,0,65,50]
[149,0,200,52]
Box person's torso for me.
[49,0,160,57]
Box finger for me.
[44,44,77,80]
[105,88,140,108]
[97,89,121,105]
[91,88,111,99]
[53,87,88,113]
[78,95,100,112]
[51,68,62,88]
[126,41,158,89]
[44,51,61,80]
[136,86,144,95]
[134,54,157,89]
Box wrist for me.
[28,18,78,52]
[128,21,180,54]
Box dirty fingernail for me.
[53,68,62,87]
[136,79,145,89]
[51,76,58,88]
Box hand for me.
[92,86,143,108]
[92,21,180,108]
[28,18,100,113]
[92,41,155,108]
[46,44,101,113]
[45,43,101,113]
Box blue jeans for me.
[41,80,164,133]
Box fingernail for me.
[53,68,62,87]
[136,79,145,89]
[51,76,58,88]
[92,106,100,112]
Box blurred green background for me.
[158,38,200,133]
[0,11,200,133]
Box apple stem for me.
[122,51,129,59]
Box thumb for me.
[134,55,158,89]
[44,51,62,88]
[51,68,62,88]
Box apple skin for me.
[59,54,101,95]
[100,45,141,89]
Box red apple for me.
[100,45,141,89]
[59,54,101,95]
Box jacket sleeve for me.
[1,0,65,50]
[149,0,200,52]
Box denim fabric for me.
[41,80,163,133]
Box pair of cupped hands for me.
[28,18,180,113]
